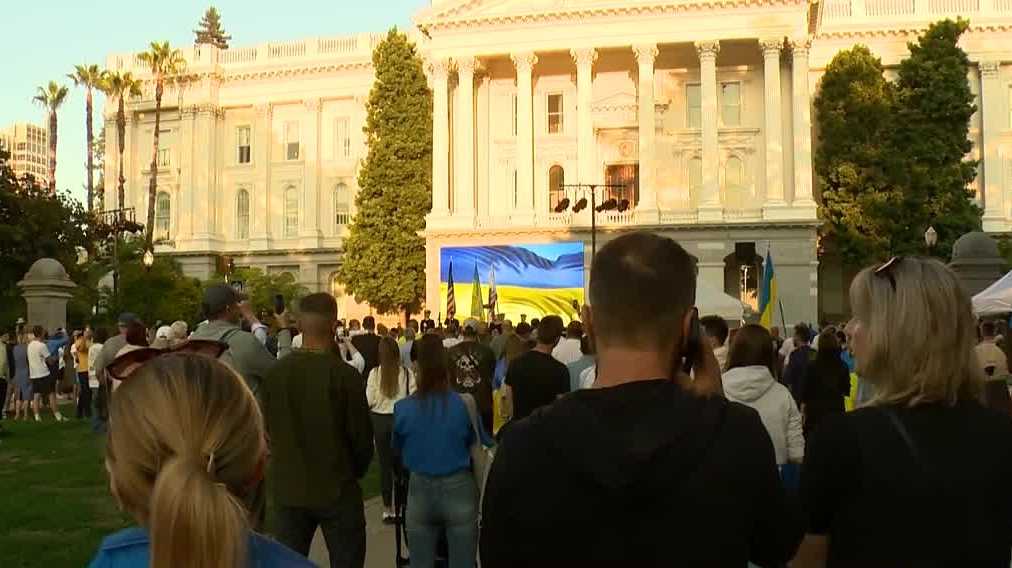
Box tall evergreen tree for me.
[892,18,980,259]
[193,6,231,49]
[340,29,432,320]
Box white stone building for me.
[104,0,1012,324]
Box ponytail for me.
[149,455,248,568]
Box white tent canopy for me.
[973,269,1012,316]
[696,277,745,322]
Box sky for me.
[0,0,430,206]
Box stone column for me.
[980,61,1003,228]
[696,41,722,221]
[634,44,659,221]
[454,57,477,221]
[123,114,135,213]
[571,48,597,187]
[252,103,273,248]
[790,39,817,216]
[429,58,451,218]
[761,38,786,217]
[177,106,195,242]
[512,51,538,223]
[17,259,76,333]
[300,97,322,246]
[192,106,214,238]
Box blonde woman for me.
[366,336,415,523]
[89,349,313,568]
[793,257,1012,568]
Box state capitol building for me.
[103,0,1012,324]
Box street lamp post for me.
[559,183,630,257]
[98,207,137,302]
[925,226,938,250]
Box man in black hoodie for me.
[480,232,802,568]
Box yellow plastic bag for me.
[492,388,507,435]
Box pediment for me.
[419,0,653,24]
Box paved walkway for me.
[309,497,400,568]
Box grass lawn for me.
[0,414,380,567]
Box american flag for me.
[446,259,457,319]
[488,264,498,318]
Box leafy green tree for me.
[815,21,982,265]
[340,29,432,320]
[815,46,902,265]
[0,150,95,326]
[193,6,232,49]
[103,238,204,327]
[892,18,981,260]
[219,267,307,319]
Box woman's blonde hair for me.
[378,336,402,399]
[850,256,984,406]
[106,353,265,568]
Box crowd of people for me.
[3,230,1012,568]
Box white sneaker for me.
[34,414,41,422]
[55,413,66,422]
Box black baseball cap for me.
[203,284,243,317]
[118,312,139,326]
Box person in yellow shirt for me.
[74,329,93,419]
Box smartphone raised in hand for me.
[273,294,285,316]
[680,308,703,375]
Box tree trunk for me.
[48,110,57,193]
[145,79,163,247]
[85,88,94,212]
[117,97,126,211]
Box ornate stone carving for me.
[759,38,783,57]
[695,40,720,60]
[633,44,659,66]
[455,56,478,75]
[570,48,597,68]
[980,60,1001,78]
[427,57,450,81]
[254,103,273,118]
[510,51,538,73]
[304,97,321,112]
[789,38,812,55]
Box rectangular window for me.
[284,121,300,161]
[335,183,350,227]
[547,93,563,134]
[512,94,518,136]
[236,126,251,164]
[605,164,640,207]
[721,82,741,127]
[335,117,351,158]
[157,148,171,168]
[686,84,702,129]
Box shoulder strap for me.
[880,406,922,467]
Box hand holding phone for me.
[676,308,723,397]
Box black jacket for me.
[480,379,803,568]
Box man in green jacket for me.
[261,292,374,568]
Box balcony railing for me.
[821,0,1010,23]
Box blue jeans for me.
[407,470,477,568]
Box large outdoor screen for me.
[439,242,585,323]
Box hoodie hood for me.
[722,365,776,403]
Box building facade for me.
[105,0,1012,324]
[1,122,50,186]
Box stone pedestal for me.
[948,232,1006,297]
[17,258,77,333]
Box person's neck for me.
[594,347,674,388]
[302,334,334,351]
[533,343,554,355]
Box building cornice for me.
[423,218,819,239]
[418,0,808,33]
[816,21,1012,40]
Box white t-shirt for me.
[366,366,416,414]
[88,343,104,387]
[552,337,583,366]
[27,340,51,380]
[579,365,597,389]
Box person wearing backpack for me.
[189,285,287,396]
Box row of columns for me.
[428,37,818,223]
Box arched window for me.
[548,165,565,211]
[155,192,171,241]
[687,158,702,208]
[335,182,350,228]
[284,186,299,238]
[723,156,746,210]
[236,189,250,239]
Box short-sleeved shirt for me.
[505,350,569,421]
[801,402,1012,567]
[448,340,496,433]
[26,340,50,380]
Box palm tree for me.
[68,64,107,212]
[137,41,186,246]
[32,81,69,193]
[101,71,142,215]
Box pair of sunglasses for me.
[106,340,229,381]
[874,256,903,291]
